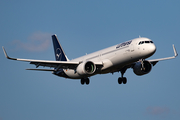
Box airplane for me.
[2,35,178,85]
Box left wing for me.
[2,47,103,70]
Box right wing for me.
[117,44,178,73]
[148,44,178,66]
[2,47,103,70]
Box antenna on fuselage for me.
[139,35,141,38]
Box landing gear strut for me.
[81,78,90,85]
[118,67,127,84]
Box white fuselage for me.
[63,37,156,79]
[2,34,177,84]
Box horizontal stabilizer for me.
[26,69,55,71]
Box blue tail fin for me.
[52,35,68,61]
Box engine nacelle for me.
[76,61,96,76]
[133,60,152,76]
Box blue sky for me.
[0,0,180,120]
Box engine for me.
[133,60,152,76]
[76,61,96,76]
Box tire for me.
[86,78,90,85]
[118,77,123,84]
[81,79,85,85]
[123,77,127,84]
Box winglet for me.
[146,44,178,65]
[2,47,17,60]
[2,46,9,58]
[173,44,178,57]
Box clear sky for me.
[0,0,180,120]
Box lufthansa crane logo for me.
[56,48,62,60]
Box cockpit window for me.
[138,41,153,45]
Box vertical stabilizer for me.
[52,35,68,61]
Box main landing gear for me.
[118,77,127,84]
[81,78,90,85]
[80,67,128,85]
[118,68,127,84]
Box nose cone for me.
[149,44,156,55]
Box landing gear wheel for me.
[81,78,90,85]
[118,77,123,84]
[122,77,127,84]
[81,79,85,85]
[118,67,128,84]
[86,78,90,85]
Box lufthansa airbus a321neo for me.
[2,35,178,85]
